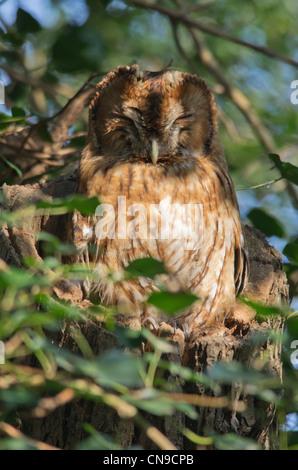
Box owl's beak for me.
[150,139,159,164]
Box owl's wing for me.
[234,240,249,295]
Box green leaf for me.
[156,359,220,391]
[0,113,27,125]
[127,388,198,418]
[0,154,23,178]
[287,431,298,449]
[11,106,26,118]
[76,429,121,450]
[127,395,176,416]
[70,136,86,148]
[16,8,42,34]
[0,438,37,451]
[286,315,298,342]
[37,123,53,143]
[147,291,199,314]
[0,267,50,289]
[247,208,285,238]
[51,28,98,73]
[141,329,176,353]
[241,297,285,318]
[213,433,262,450]
[113,325,144,348]
[37,231,76,256]
[282,162,298,185]
[0,387,39,408]
[268,153,283,171]
[268,153,298,185]
[125,258,167,279]
[94,350,143,388]
[283,242,298,264]
[208,361,264,385]
[37,195,100,216]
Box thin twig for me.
[188,29,298,209]
[133,413,177,450]
[11,72,103,165]
[171,20,198,73]
[0,63,62,101]
[172,21,240,140]
[236,177,283,191]
[186,2,215,12]
[189,29,276,152]
[170,5,298,208]
[131,0,298,67]
[164,392,245,411]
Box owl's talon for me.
[143,317,159,333]
[181,323,189,340]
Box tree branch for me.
[171,22,298,209]
[131,0,298,67]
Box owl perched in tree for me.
[70,64,248,336]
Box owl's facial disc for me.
[105,102,196,162]
[92,66,218,161]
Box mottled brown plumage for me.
[70,65,248,334]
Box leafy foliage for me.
[0,208,297,449]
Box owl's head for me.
[86,65,221,164]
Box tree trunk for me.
[0,177,289,450]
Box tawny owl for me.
[70,64,248,335]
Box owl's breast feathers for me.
[72,153,248,329]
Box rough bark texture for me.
[0,177,289,450]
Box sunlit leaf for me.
[76,427,121,450]
[141,329,176,353]
[0,267,50,289]
[37,195,100,216]
[208,361,264,385]
[213,433,262,450]
[125,258,167,279]
[0,438,37,451]
[147,291,199,314]
[0,113,26,124]
[241,297,285,318]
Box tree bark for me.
[0,177,289,450]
